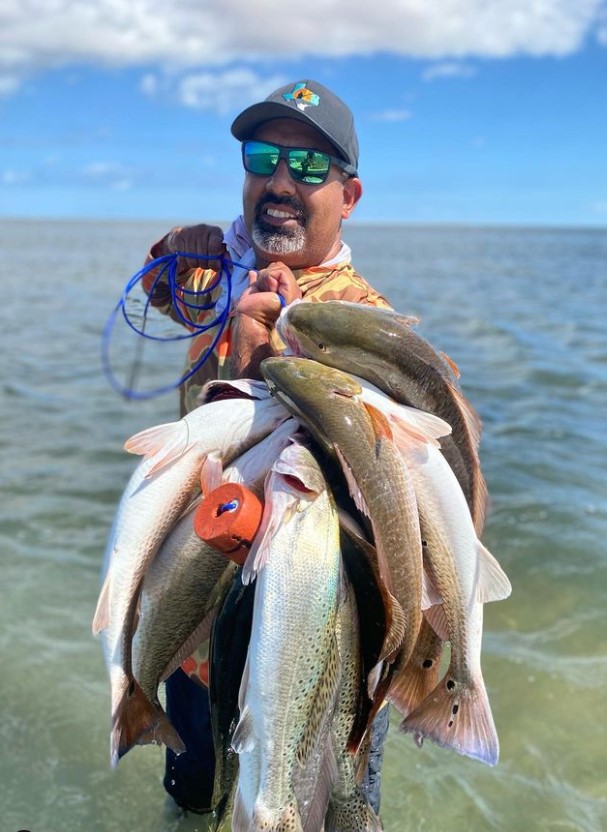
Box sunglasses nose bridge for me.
[265,155,297,192]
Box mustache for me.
[254,194,307,223]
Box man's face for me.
[242,118,361,269]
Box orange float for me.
[193,482,264,566]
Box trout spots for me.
[127,679,136,698]
[422,659,433,669]
[446,679,456,691]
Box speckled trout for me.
[325,577,383,832]
[277,300,488,533]
[231,443,343,832]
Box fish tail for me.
[399,670,499,766]
[110,678,185,766]
[325,794,383,832]
[249,802,304,832]
[387,651,442,718]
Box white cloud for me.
[81,160,133,190]
[0,0,605,94]
[142,68,287,114]
[422,62,477,81]
[2,169,31,185]
[0,73,23,96]
[372,109,413,122]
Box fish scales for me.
[326,578,383,832]
[260,356,423,671]
[277,300,488,533]
[233,444,343,832]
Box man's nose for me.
[265,159,296,194]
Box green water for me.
[1,220,605,831]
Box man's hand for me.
[230,262,302,378]
[165,224,226,273]
[235,262,302,328]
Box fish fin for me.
[250,802,304,832]
[231,704,255,754]
[367,662,384,699]
[389,409,452,449]
[400,670,500,766]
[92,571,111,634]
[232,788,251,832]
[335,447,371,519]
[421,570,442,610]
[393,310,420,328]
[476,542,512,603]
[201,451,223,494]
[362,401,394,441]
[123,419,187,460]
[387,634,445,718]
[303,743,338,832]
[110,678,185,766]
[242,480,298,583]
[380,592,407,663]
[424,604,449,641]
[441,351,461,378]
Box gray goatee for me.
[251,224,306,256]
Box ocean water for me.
[1,219,605,832]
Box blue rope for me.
[102,252,249,400]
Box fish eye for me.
[317,342,326,351]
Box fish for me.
[325,576,383,832]
[92,387,288,766]
[124,504,235,751]
[260,356,425,671]
[277,299,488,533]
[387,615,445,719]
[208,568,256,830]
[397,437,511,765]
[231,442,343,832]
[338,518,404,744]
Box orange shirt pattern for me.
[142,256,391,415]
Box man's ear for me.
[342,177,363,219]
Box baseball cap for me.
[231,80,359,174]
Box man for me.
[142,79,391,817]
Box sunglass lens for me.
[288,149,330,184]
[243,141,279,175]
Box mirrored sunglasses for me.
[242,140,355,185]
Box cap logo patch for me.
[282,82,319,111]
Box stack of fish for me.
[93,301,511,832]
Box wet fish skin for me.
[231,443,343,832]
[126,502,234,734]
[260,356,423,671]
[397,440,511,765]
[325,577,383,832]
[278,299,488,533]
[93,392,287,766]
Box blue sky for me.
[1,0,606,226]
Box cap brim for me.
[231,101,352,168]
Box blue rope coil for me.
[102,252,249,400]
